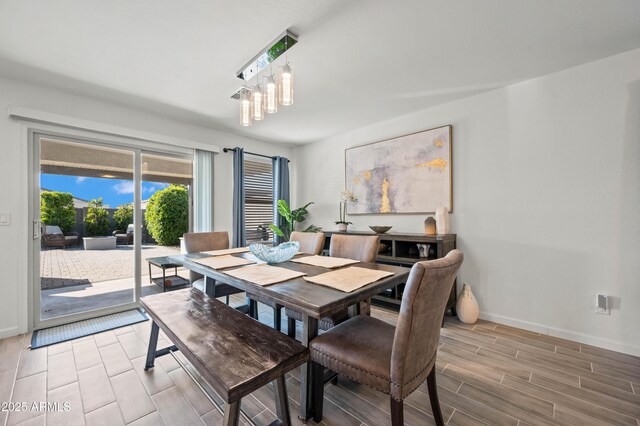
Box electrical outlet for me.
[595,294,609,315]
[0,212,10,226]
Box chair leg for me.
[312,361,325,423]
[287,317,296,338]
[426,366,445,426]
[390,397,404,426]
[225,295,230,305]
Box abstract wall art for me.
[345,125,452,214]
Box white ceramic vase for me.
[456,282,479,324]
[435,206,450,234]
[337,223,348,232]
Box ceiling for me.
[1,1,639,145]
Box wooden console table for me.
[323,231,458,315]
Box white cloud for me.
[113,181,135,194]
[76,177,87,183]
[144,185,156,193]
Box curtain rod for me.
[222,147,290,162]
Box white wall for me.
[293,48,640,355]
[0,77,292,338]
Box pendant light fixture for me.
[251,83,264,121]
[278,63,294,106]
[264,70,278,114]
[239,88,252,127]
[232,30,298,126]
[278,36,294,106]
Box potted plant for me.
[269,200,321,243]
[335,191,357,232]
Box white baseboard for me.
[0,326,21,340]
[479,311,640,357]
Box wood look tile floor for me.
[1,296,639,426]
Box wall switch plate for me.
[0,212,10,226]
[596,294,609,315]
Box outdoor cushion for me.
[46,225,63,235]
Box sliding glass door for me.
[32,133,193,328]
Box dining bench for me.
[140,288,309,426]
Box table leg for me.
[299,315,318,421]
[144,321,160,370]
[204,276,217,298]
[162,267,167,292]
[148,262,152,284]
[273,375,291,425]
[273,304,282,331]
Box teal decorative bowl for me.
[249,241,300,264]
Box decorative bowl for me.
[249,241,300,264]
[369,226,392,234]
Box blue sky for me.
[41,174,168,207]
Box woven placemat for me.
[303,266,394,292]
[201,247,250,257]
[289,255,360,269]
[223,264,307,286]
[193,254,255,270]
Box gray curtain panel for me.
[232,147,246,247]
[272,156,290,245]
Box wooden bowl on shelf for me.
[369,226,392,234]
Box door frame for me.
[27,125,194,330]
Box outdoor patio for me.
[40,244,185,319]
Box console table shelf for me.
[323,231,458,315]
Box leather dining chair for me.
[290,231,325,256]
[182,231,258,317]
[285,234,380,337]
[309,250,464,426]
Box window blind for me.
[244,157,273,243]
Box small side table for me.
[147,256,190,292]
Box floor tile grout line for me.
[518,373,640,421]
[4,336,24,426]
[91,338,127,423]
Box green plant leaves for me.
[40,191,76,232]
[144,185,188,246]
[84,198,111,237]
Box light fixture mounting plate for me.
[236,30,298,82]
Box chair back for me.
[290,231,325,255]
[390,250,463,400]
[329,234,379,263]
[183,232,230,282]
[45,225,63,235]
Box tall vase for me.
[435,206,450,234]
[456,282,479,324]
[337,223,348,232]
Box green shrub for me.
[113,203,133,231]
[84,198,111,236]
[144,185,188,246]
[40,191,76,232]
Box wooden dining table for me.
[168,251,411,421]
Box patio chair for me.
[113,224,134,245]
[42,225,80,249]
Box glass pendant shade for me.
[251,85,264,121]
[239,89,252,127]
[278,64,294,106]
[264,75,278,114]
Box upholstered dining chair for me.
[285,234,380,337]
[182,232,257,317]
[309,250,463,426]
[290,231,325,256]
